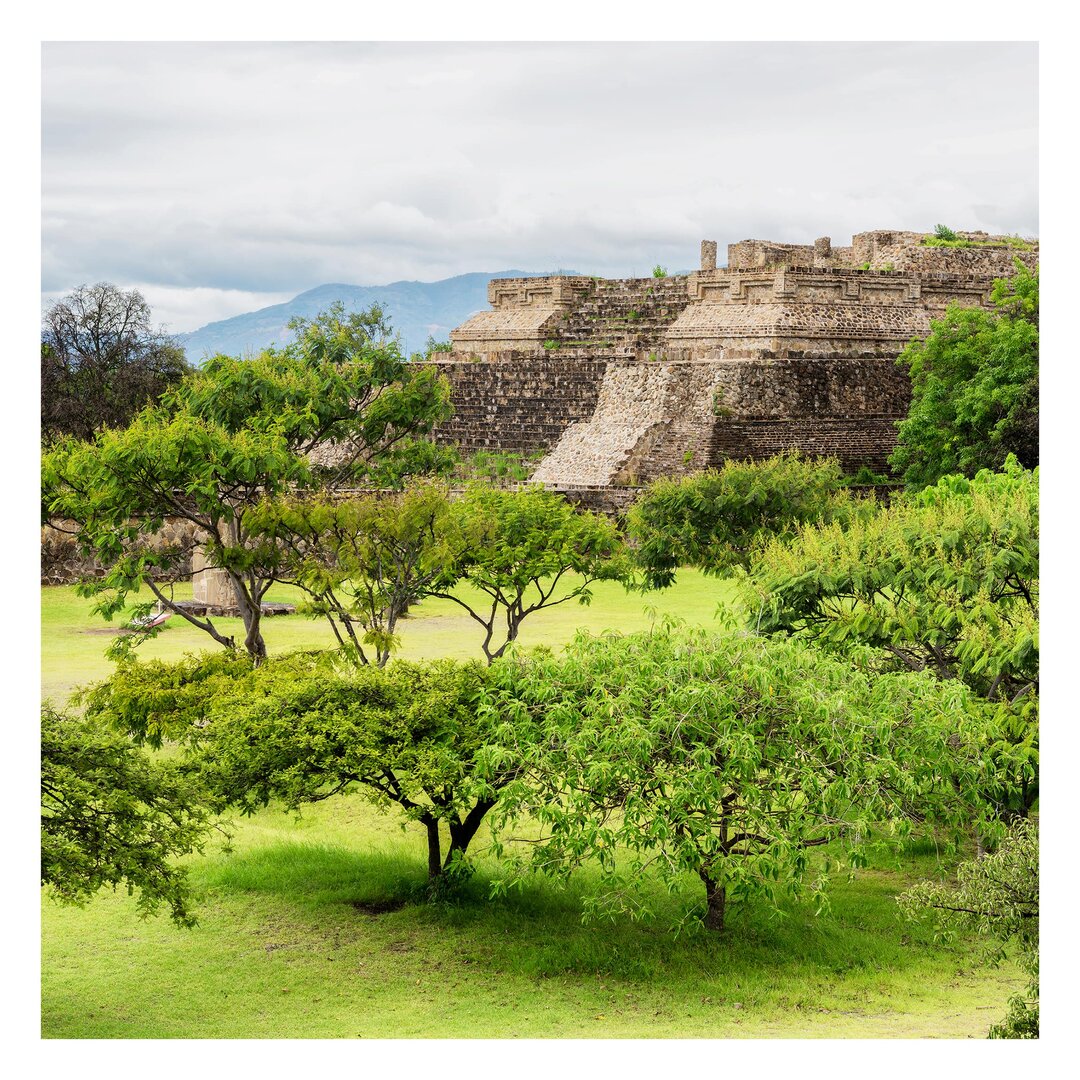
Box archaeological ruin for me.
[431,229,1038,501]
[42,227,1038,585]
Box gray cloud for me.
[42,42,1038,331]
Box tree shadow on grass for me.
[190,840,959,990]
[193,841,429,913]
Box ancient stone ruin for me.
[432,229,1038,495]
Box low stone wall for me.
[42,519,201,586]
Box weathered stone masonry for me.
[434,229,1037,488]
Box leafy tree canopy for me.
[428,484,632,662]
[249,480,453,667]
[746,459,1038,701]
[41,705,217,926]
[890,262,1038,488]
[41,283,191,443]
[86,652,509,882]
[745,459,1038,816]
[480,626,987,933]
[625,454,855,589]
[42,303,452,661]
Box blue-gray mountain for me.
[178,271,560,363]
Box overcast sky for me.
[41,41,1038,333]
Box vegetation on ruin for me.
[890,262,1038,487]
[923,226,1034,251]
[455,448,544,483]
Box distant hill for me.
[178,271,560,362]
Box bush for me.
[900,817,1038,1038]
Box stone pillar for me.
[700,240,718,272]
[814,236,832,264]
[191,548,235,609]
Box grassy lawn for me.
[41,798,1019,1039]
[41,571,737,705]
[39,577,1021,1039]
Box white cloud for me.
[41,42,1038,330]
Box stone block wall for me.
[709,418,901,473]
[429,356,610,454]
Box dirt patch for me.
[349,897,409,916]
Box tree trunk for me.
[445,799,496,868]
[424,818,442,879]
[700,871,726,933]
[228,573,267,663]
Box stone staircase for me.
[532,361,724,488]
[546,276,691,358]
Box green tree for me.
[41,283,191,443]
[41,705,216,927]
[250,480,453,667]
[42,304,452,662]
[899,817,1038,1038]
[745,460,1038,816]
[625,454,855,589]
[200,657,510,881]
[480,626,984,933]
[81,652,513,883]
[428,484,631,663]
[890,263,1038,488]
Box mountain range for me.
[177,271,560,362]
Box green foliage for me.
[933,224,959,241]
[249,481,453,666]
[79,649,256,749]
[746,460,1038,815]
[652,265,668,278]
[625,454,855,588]
[41,303,452,661]
[890,263,1038,487]
[457,449,543,484]
[481,626,985,932]
[844,465,892,486]
[922,232,1034,251]
[41,705,217,926]
[747,460,1037,698]
[196,656,507,880]
[424,334,454,355]
[429,485,632,662]
[899,817,1038,1038]
[542,339,561,351]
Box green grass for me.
[42,794,1019,1039]
[40,577,1021,1038]
[41,572,738,704]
